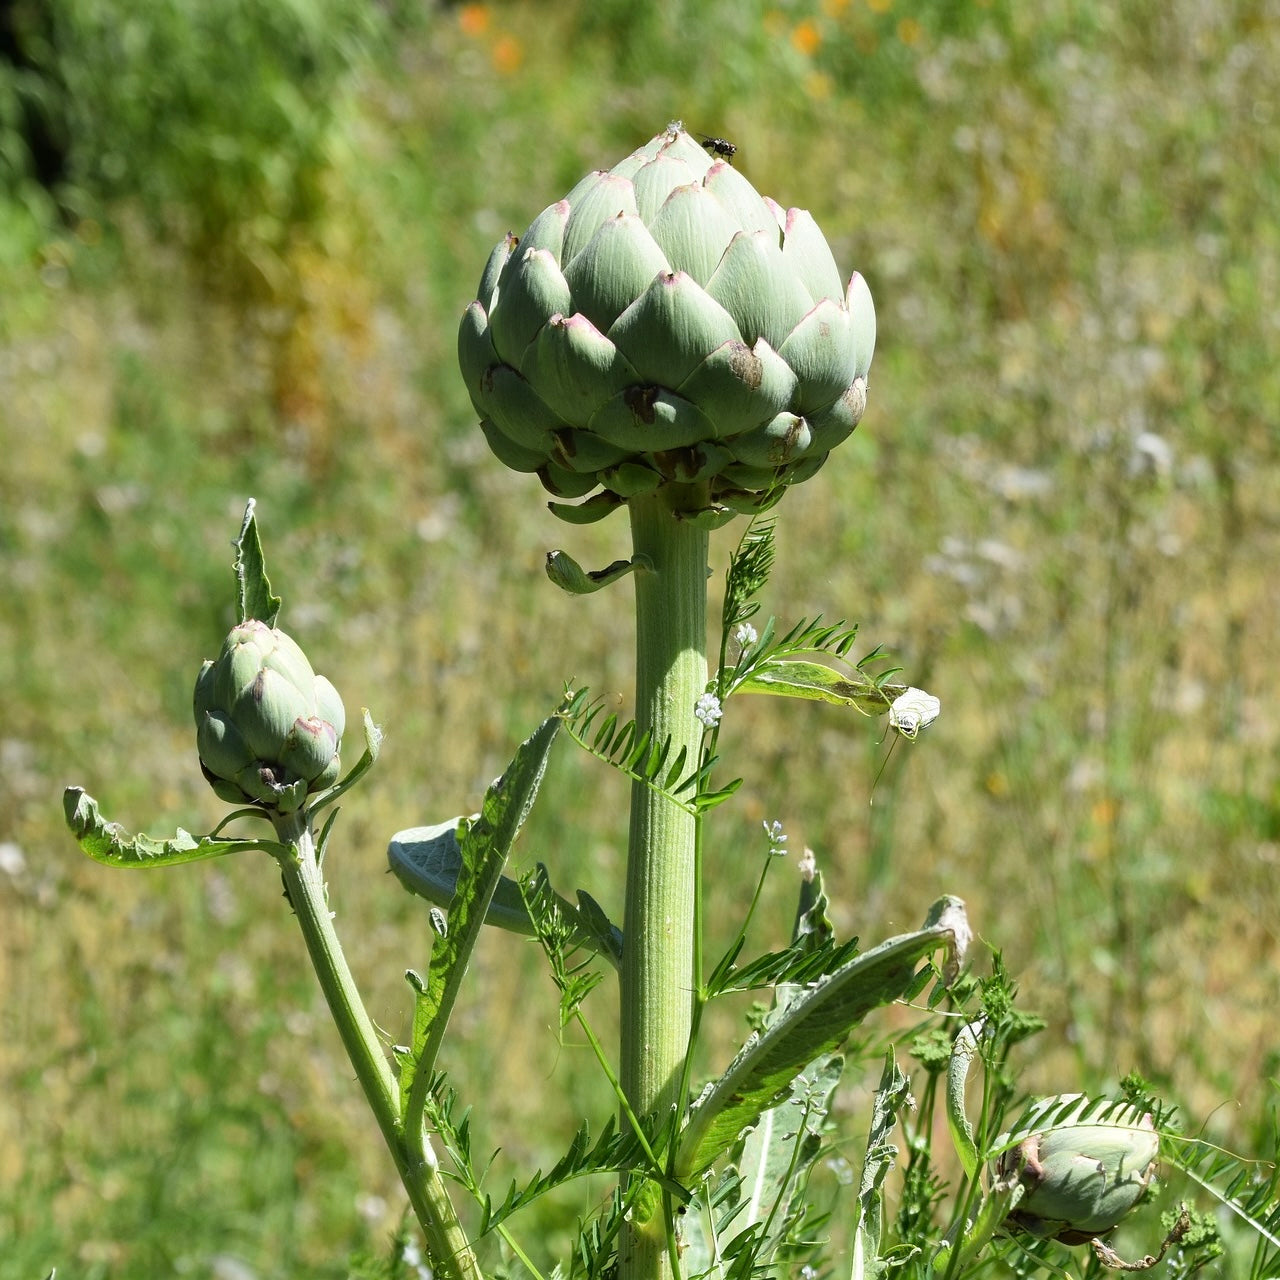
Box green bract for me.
[996,1096,1159,1244]
[459,124,876,520]
[193,620,346,813]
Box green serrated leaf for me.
[401,716,560,1089]
[398,968,433,1114]
[677,1169,733,1278]
[723,518,777,630]
[64,787,284,867]
[707,933,862,999]
[851,1048,911,1280]
[675,903,967,1179]
[233,498,281,627]
[592,712,619,753]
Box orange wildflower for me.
[458,3,489,36]
[492,34,524,75]
[791,18,822,55]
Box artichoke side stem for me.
[619,492,709,1280]
[271,810,482,1280]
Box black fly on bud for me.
[695,132,737,163]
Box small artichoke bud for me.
[194,620,345,812]
[996,1096,1159,1244]
[460,122,876,520]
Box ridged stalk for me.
[618,491,709,1280]
[271,811,481,1280]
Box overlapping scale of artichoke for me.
[194,620,346,813]
[458,125,876,522]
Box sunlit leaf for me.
[675,902,967,1179]
[545,550,650,593]
[64,787,284,866]
[851,1048,912,1280]
[389,823,622,968]
[233,498,281,627]
[400,715,560,1084]
[736,659,901,713]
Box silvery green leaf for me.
[391,819,533,932]
[389,823,623,970]
[675,902,966,1179]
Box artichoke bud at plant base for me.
[995,1096,1159,1244]
[194,620,345,812]
[459,123,876,518]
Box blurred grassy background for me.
[2,0,1278,1275]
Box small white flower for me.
[694,692,723,728]
[763,819,788,856]
[733,622,758,649]
[889,687,941,739]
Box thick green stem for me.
[618,493,709,1280]
[272,811,481,1280]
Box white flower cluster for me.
[763,818,787,856]
[694,691,723,728]
[733,622,758,649]
[889,687,941,739]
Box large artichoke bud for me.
[996,1096,1159,1244]
[459,123,876,520]
[194,620,346,813]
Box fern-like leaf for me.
[557,689,721,809]
[1162,1133,1280,1264]
[481,1118,650,1234]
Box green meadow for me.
[2,1,1277,1274]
